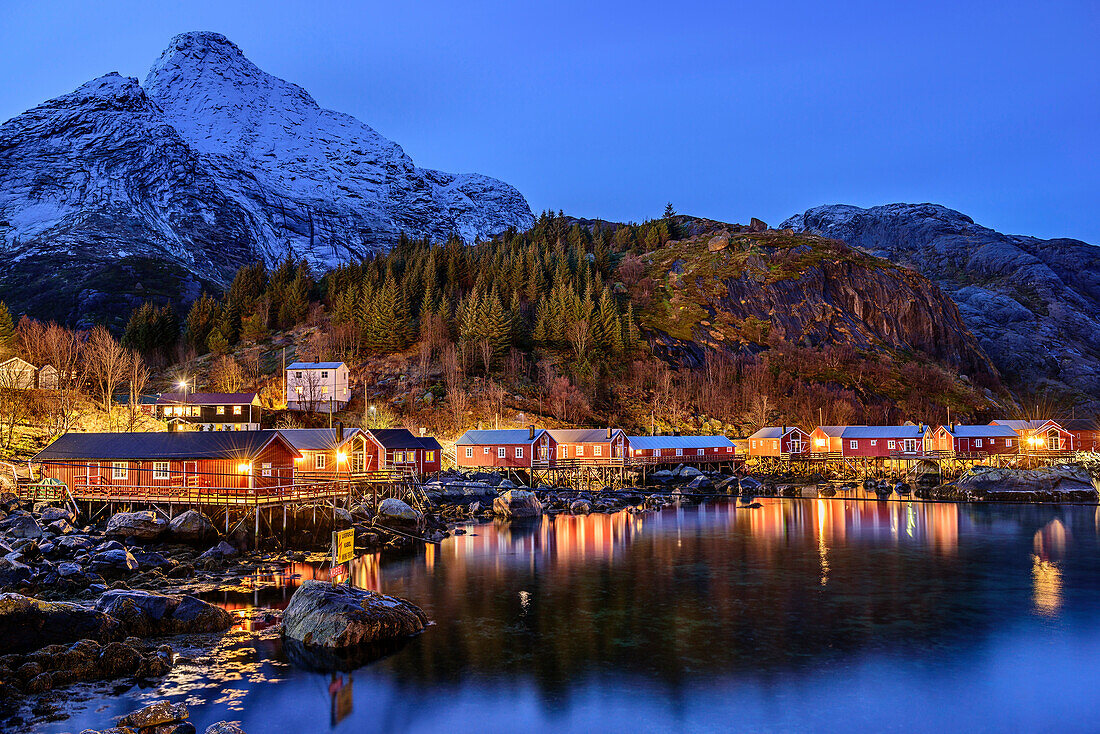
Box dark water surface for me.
[39,498,1100,733]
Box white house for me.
[0,357,37,389]
[286,362,351,413]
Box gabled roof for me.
[941,424,1018,438]
[277,428,363,451]
[547,428,622,443]
[456,429,545,445]
[34,430,299,462]
[157,392,259,406]
[627,435,733,451]
[0,357,36,371]
[749,426,808,440]
[367,428,441,451]
[287,362,345,370]
[813,425,859,437]
[990,419,1046,431]
[841,426,926,439]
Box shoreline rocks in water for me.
[75,700,245,734]
[918,464,1099,502]
[95,590,234,637]
[281,580,428,654]
[0,593,121,654]
[492,489,542,519]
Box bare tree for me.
[86,326,130,416]
[210,355,245,393]
[0,370,31,449]
[567,319,591,362]
[477,337,493,376]
[485,380,506,428]
[126,351,150,431]
[42,323,86,435]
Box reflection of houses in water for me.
[1033,519,1068,562]
[1031,554,1062,616]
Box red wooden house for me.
[1057,419,1100,452]
[809,426,858,455]
[840,426,926,458]
[547,428,627,463]
[364,429,442,474]
[1028,420,1081,452]
[625,435,735,463]
[456,428,554,469]
[747,427,810,457]
[34,430,300,495]
[924,424,1018,455]
[278,428,365,476]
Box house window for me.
[498,447,506,458]
[1006,438,1013,447]
[295,371,302,378]
[321,386,329,395]
[262,463,272,477]
[191,407,200,417]
[726,446,733,453]
[698,449,704,456]
[577,446,585,456]
[751,440,756,449]
[465,447,473,458]
[989,438,996,445]
[888,440,895,450]
[559,446,568,459]
[676,448,683,456]
[871,440,877,447]
[112,462,128,480]
[295,385,303,394]
[850,440,858,449]
[483,447,490,455]
[772,440,779,450]
[594,446,602,457]
[233,406,242,415]
[217,406,225,415]
[975,439,983,448]
[516,447,524,459]
[315,454,326,470]
[395,451,405,463]
[426,451,435,462]
[321,371,329,379]
[153,462,169,480]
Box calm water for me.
[37,497,1100,734]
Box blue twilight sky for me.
[1,0,1097,242]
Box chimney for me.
[419,427,426,437]
[529,424,536,441]
[606,426,613,440]
[336,421,344,443]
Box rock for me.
[333,508,354,527]
[492,489,542,519]
[569,499,591,515]
[106,511,167,540]
[95,590,235,636]
[375,498,425,533]
[58,562,84,577]
[119,701,189,729]
[205,722,246,734]
[6,515,43,539]
[198,541,238,560]
[685,475,713,491]
[739,476,762,494]
[97,641,142,676]
[678,466,703,478]
[0,593,121,654]
[707,234,729,252]
[47,518,75,535]
[936,464,1099,502]
[89,548,140,575]
[281,580,427,651]
[38,506,75,524]
[168,511,216,543]
[749,217,768,232]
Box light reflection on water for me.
[33,497,1100,734]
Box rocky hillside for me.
[781,204,1100,408]
[0,31,533,325]
[639,219,996,381]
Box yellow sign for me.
[332,528,355,565]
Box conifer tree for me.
[622,303,641,355]
[0,302,16,355]
[184,294,220,354]
[485,289,510,366]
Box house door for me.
[86,462,99,487]
[184,461,199,487]
[1048,433,1062,451]
[903,439,918,453]
[613,435,624,458]
[789,436,803,453]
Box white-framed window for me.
[515,447,524,458]
[112,462,128,480]
[484,446,490,454]
[262,463,272,477]
[726,446,733,453]
[577,446,585,456]
[676,448,683,456]
[594,446,602,456]
[191,407,200,417]
[888,440,895,450]
[295,371,302,379]
[698,449,704,456]
[975,439,983,447]
[751,440,756,449]
[217,406,225,414]
[321,371,329,379]
[426,451,435,462]
[850,440,858,449]
[233,406,242,415]
[315,453,326,470]
[465,447,473,458]
[498,447,506,458]
[558,446,568,459]
[153,462,169,480]
[870,440,877,447]
[772,440,779,450]
[1006,438,1013,447]
[989,438,996,445]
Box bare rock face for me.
[492,489,543,519]
[95,589,235,636]
[106,510,167,540]
[281,580,427,651]
[0,31,533,324]
[0,593,121,654]
[782,203,1100,408]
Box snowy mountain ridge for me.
[0,31,533,323]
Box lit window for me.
[465,447,473,458]
[395,451,405,463]
[315,453,326,470]
[558,446,568,459]
[233,406,242,415]
[989,438,996,445]
[751,440,756,448]
[217,406,225,415]
[594,446,602,456]
[262,463,272,477]
[726,446,733,453]
[850,440,858,449]
[153,462,169,480]
[888,440,895,450]
[321,386,329,395]
[498,447,506,458]
[112,462,128,480]
[426,451,435,462]
[191,407,200,417]
[773,440,778,450]
[871,440,877,446]
[516,447,523,458]
[295,386,303,394]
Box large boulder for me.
[206,724,247,734]
[106,511,167,540]
[88,548,140,576]
[930,464,1100,502]
[118,701,190,730]
[95,590,234,637]
[375,498,425,533]
[168,510,217,543]
[0,593,121,653]
[281,580,427,650]
[6,515,43,539]
[492,489,543,519]
[685,475,713,491]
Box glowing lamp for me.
[336,451,347,463]
[238,463,252,473]
[814,438,826,447]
